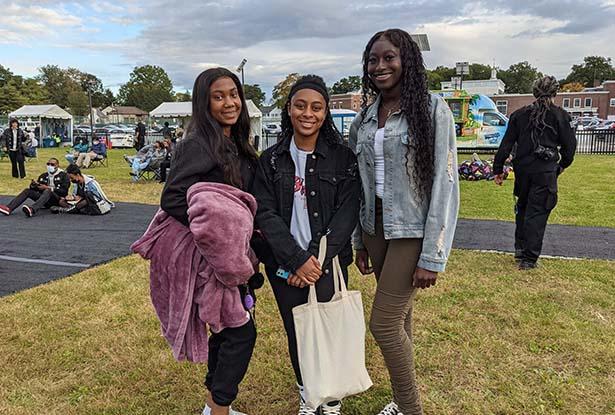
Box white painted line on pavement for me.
[0,255,91,268]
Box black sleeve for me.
[160,139,214,226]
[557,110,577,170]
[55,172,70,197]
[36,173,47,186]
[306,149,361,266]
[252,152,312,273]
[493,112,519,175]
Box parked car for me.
[575,117,602,130]
[106,129,135,148]
[263,123,281,134]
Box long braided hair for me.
[529,75,559,147]
[279,75,342,146]
[360,29,434,199]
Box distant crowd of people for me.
[0,157,114,217]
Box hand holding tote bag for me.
[292,236,373,408]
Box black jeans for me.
[8,188,61,212]
[159,160,171,182]
[266,263,348,386]
[8,150,26,178]
[514,171,558,263]
[205,319,256,407]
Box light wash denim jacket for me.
[348,93,459,272]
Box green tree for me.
[272,73,301,109]
[37,65,71,108]
[561,82,585,92]
[175,90,192,102]
[0,66,48,114]
[66,83,89,116]
[564,56,615,87]
[243,84,265,108]
[117,65,174,112]
[426,65,456,90]
[467,63,493,80]
[330,76,361,94]
[498,61,543,93]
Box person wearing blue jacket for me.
[76,136,107,168]
[349,29,459,415]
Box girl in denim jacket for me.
[349,29,460,415]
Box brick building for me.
[329,91,362,111]
[490,80,615,119]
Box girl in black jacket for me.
[160,67,259,415]
[252,75,361,415]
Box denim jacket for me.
[348,93,459,273]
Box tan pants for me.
[76,151,99,168]
[363,202,423,415]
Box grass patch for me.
[458,154,615,228]
[1,252,614,414]
[2,150,613,228]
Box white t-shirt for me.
[374,128,385,198]
[289,137,313,250]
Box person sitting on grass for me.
[0,158,70,217]
[129,140,166,181]
[76,135,107,168]
[65,137,90,164]
[51,164,114,215]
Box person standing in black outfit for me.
[1,118,28,178]
[493,76,577,270]
[134,118,146,150]
[251,75,360,415]
[160,68,259,415]
[0,158,69,217]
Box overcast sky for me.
[2,0,615,100]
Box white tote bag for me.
[292,236,373,408]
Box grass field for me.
[0,252,613,415]
[1,149,613,227]
[1,147,614,414]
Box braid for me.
[361,29,434,199]
[529,76,559,145]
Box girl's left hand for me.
[413,267,438,289]
[288,274,307,288]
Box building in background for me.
[329,91,362,111]
[490,80,615,119]
[441,68,506,96]
[101,105,148,124]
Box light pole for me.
[86,80,95,142]
[237,58,247,86]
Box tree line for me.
[271,56,615,108]
[2,56,613,115]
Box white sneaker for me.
[378,402,402,415]
[320,401,342,415]
[202,404,248,415]
[298,397,318,415]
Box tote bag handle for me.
[307,236,348,306]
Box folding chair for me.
[89,155,108,168]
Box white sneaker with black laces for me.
[297,384,318,415]
[320,401,342,415]
[378,402,402,415]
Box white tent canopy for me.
[150,100,263,148]
[9,104,73,145]
[149,102,192,118]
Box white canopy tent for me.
[9,105,73,146]
[150,100,263,148]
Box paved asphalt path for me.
[1,195,612,297]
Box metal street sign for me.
[410,34,430,51]
[456,61,470,75]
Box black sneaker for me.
[519,260,538,270]
[22,205,34,217]
[514,249,524,262]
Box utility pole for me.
[87,81,94,142]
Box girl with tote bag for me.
[252,75,366,415]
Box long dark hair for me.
[529,76,559,146]
[187,67,258,188]
[279,75,342,146]
[361,29,434,199]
